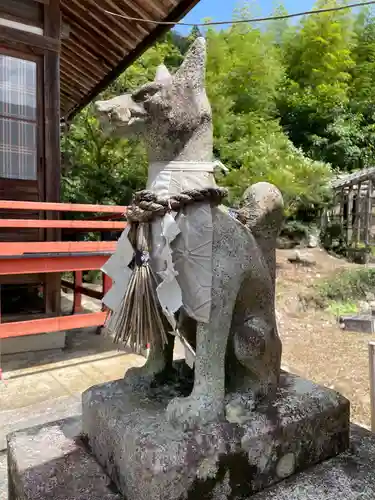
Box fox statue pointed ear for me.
[155,64,172,83]
[174,37,206,90]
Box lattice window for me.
[0,54,37,180]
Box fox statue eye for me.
[132,82,162,103]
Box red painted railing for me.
[0,200,127,340]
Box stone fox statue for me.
[95,37,284,427]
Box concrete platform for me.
[6,417,375,500]
[0,326,185,452]
[82,372,349,500]
[1,331,67,355]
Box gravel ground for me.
[276,248,372,428]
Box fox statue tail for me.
[238,182,284,290]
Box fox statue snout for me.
[95,94,148,136]
[94,64,173,136]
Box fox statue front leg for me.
[166,208,250,427]
[124,332,175,386]
[166,266,242,427]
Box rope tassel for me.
[105,223,169,352]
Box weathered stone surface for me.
[307,233,319,248]
[288,250,316,267]
[253,424,375,499]
[82,372,349,500]
[7,422,375,500]
[1,450,8,499]
[0,394,81,451]
[7,417,121,500]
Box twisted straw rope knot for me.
[127,187,228,223]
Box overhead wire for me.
[102,1,375,26]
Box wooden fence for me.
[0,200,127,340]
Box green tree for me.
[62,6,334,222]
[204,18,332,216]
[279,0,357,169]
[351,8,375,112]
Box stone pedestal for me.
[82,372,349,500]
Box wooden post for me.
[369,341,375,432]
[339,188,345,228]
[347,186,354,246]
[96,273,112,335]
[43,0,61,316]
[354,182,362,247]
[73,271,83,314]
[367,180,373,248]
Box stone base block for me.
[82,372,350,500]
[7,421,375,500]
[7,417,121,500]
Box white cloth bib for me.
[102,161,218,329]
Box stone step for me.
[339,315,375,334]
[0,394,82,451]
[7,417,121,500]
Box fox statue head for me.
[95,37,213,163]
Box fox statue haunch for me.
[95,37,284,427]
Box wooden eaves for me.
[60,0,201,121]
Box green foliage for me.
[285,0,355,103]
[61,36,182,206]
[204,20,332,215]
[317,268,375,303]
[351,9,375,113]
[279,0,359,167]
[62,0,375,222]
[281,220,313,242]
[216,115,332,214]
[326,300,358,316]
[320,221,347,253]
[62,107,147,206]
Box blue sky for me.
[178,0,316,33]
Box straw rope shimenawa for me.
[107,187,228,352]
[126,187,228,223]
